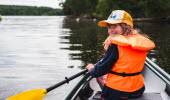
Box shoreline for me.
[66,15,170,23]
[133,16,170,22]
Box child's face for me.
[107,24,123,36]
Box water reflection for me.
[61,20,108,67]
[135,22,170,74]
[62,19,170,74]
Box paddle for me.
[6,69,88,100]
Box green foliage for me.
[136,0,170,17]
[63,0,98,17]
[62,0,170,18]
[0,5,63,15]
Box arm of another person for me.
[86,44,118,77]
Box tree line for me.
[62,0,170,19]
[0,5,63,15]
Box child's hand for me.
[86,64,94,71]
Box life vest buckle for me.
[122,73,126,77]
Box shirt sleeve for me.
[90,44,118,77]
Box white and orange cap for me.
[98,10,133,27]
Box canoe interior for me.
[65,58,170,100]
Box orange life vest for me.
[104,34,155,92]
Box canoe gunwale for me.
[145,57,170,86]
[65,72,92,100]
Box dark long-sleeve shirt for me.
[90,44,119,77]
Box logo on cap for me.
[109,12,117,19]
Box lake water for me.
[0,16,170,100]
[0,16,82,100]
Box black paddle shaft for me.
[46,69,88,92]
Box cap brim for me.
[98,19,122,27]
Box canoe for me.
[65,57,170,100]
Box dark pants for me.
[101,85,145,100]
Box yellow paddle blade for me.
[6,89,47,100]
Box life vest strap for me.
[110,71,141,77]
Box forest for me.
[62,0,170,19]
[0,0,170,19]
[0,5,63,15]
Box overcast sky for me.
[0,0,65,9]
